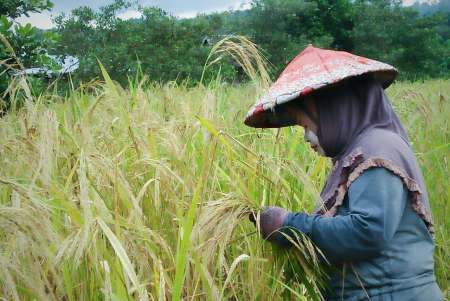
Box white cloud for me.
[15,12,56,29]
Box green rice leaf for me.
[96,218,146,301]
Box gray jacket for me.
[280,167,444,300]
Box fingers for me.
[248,207,268,225]
[248,212,257,224]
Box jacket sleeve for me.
[279,167,410,263]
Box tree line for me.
[1,0,450,98]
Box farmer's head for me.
[286,77,406,159]
[243,45,399,150]
[286,96,326,157]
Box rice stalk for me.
[96,218,148,301]
[0,206,63,300]
[192,194,328,300]
[192,195,257,267]
[201,35,273,90]
[0,33,34,112]
[30,110,59,187]
[0,66,448,300]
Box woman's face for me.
[287,100,326,157]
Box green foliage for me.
[237,0,354,75]
[222,0,308,77]
[352,1,450,79]
[0,0,53,19]
[53,1,238,87]
[47,0,450,86]
[0,0,59,110]
[0,76,448,300]
[284,0,354,51]
[243,0,450,80]
[0,16,59,67]
[411,0,450,16]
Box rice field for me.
[0,69,449,300]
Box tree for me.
[52,0,450,86]
[243,0,449,79]
[0,0,53,19]
[352,0,450,79]
[54,1,238,86]
[244,0,306,76]
[0,0,59,110]
[54,1,143,85]
[284,0,355,51]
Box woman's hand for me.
[249,206,288,243]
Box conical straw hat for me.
[244,45,398,128]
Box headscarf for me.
[309,77,434,233]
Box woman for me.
[244,46,444,300]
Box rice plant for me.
[0,37,448,300]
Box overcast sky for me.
[16,0,251,29]
[15,0,421,29]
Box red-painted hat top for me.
[244,45,398,128]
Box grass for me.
[389,81,450,296]
[0,39,448,300]
[0,74,326,300]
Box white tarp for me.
[14,55,79,77]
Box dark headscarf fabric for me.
[310,77,434,233]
